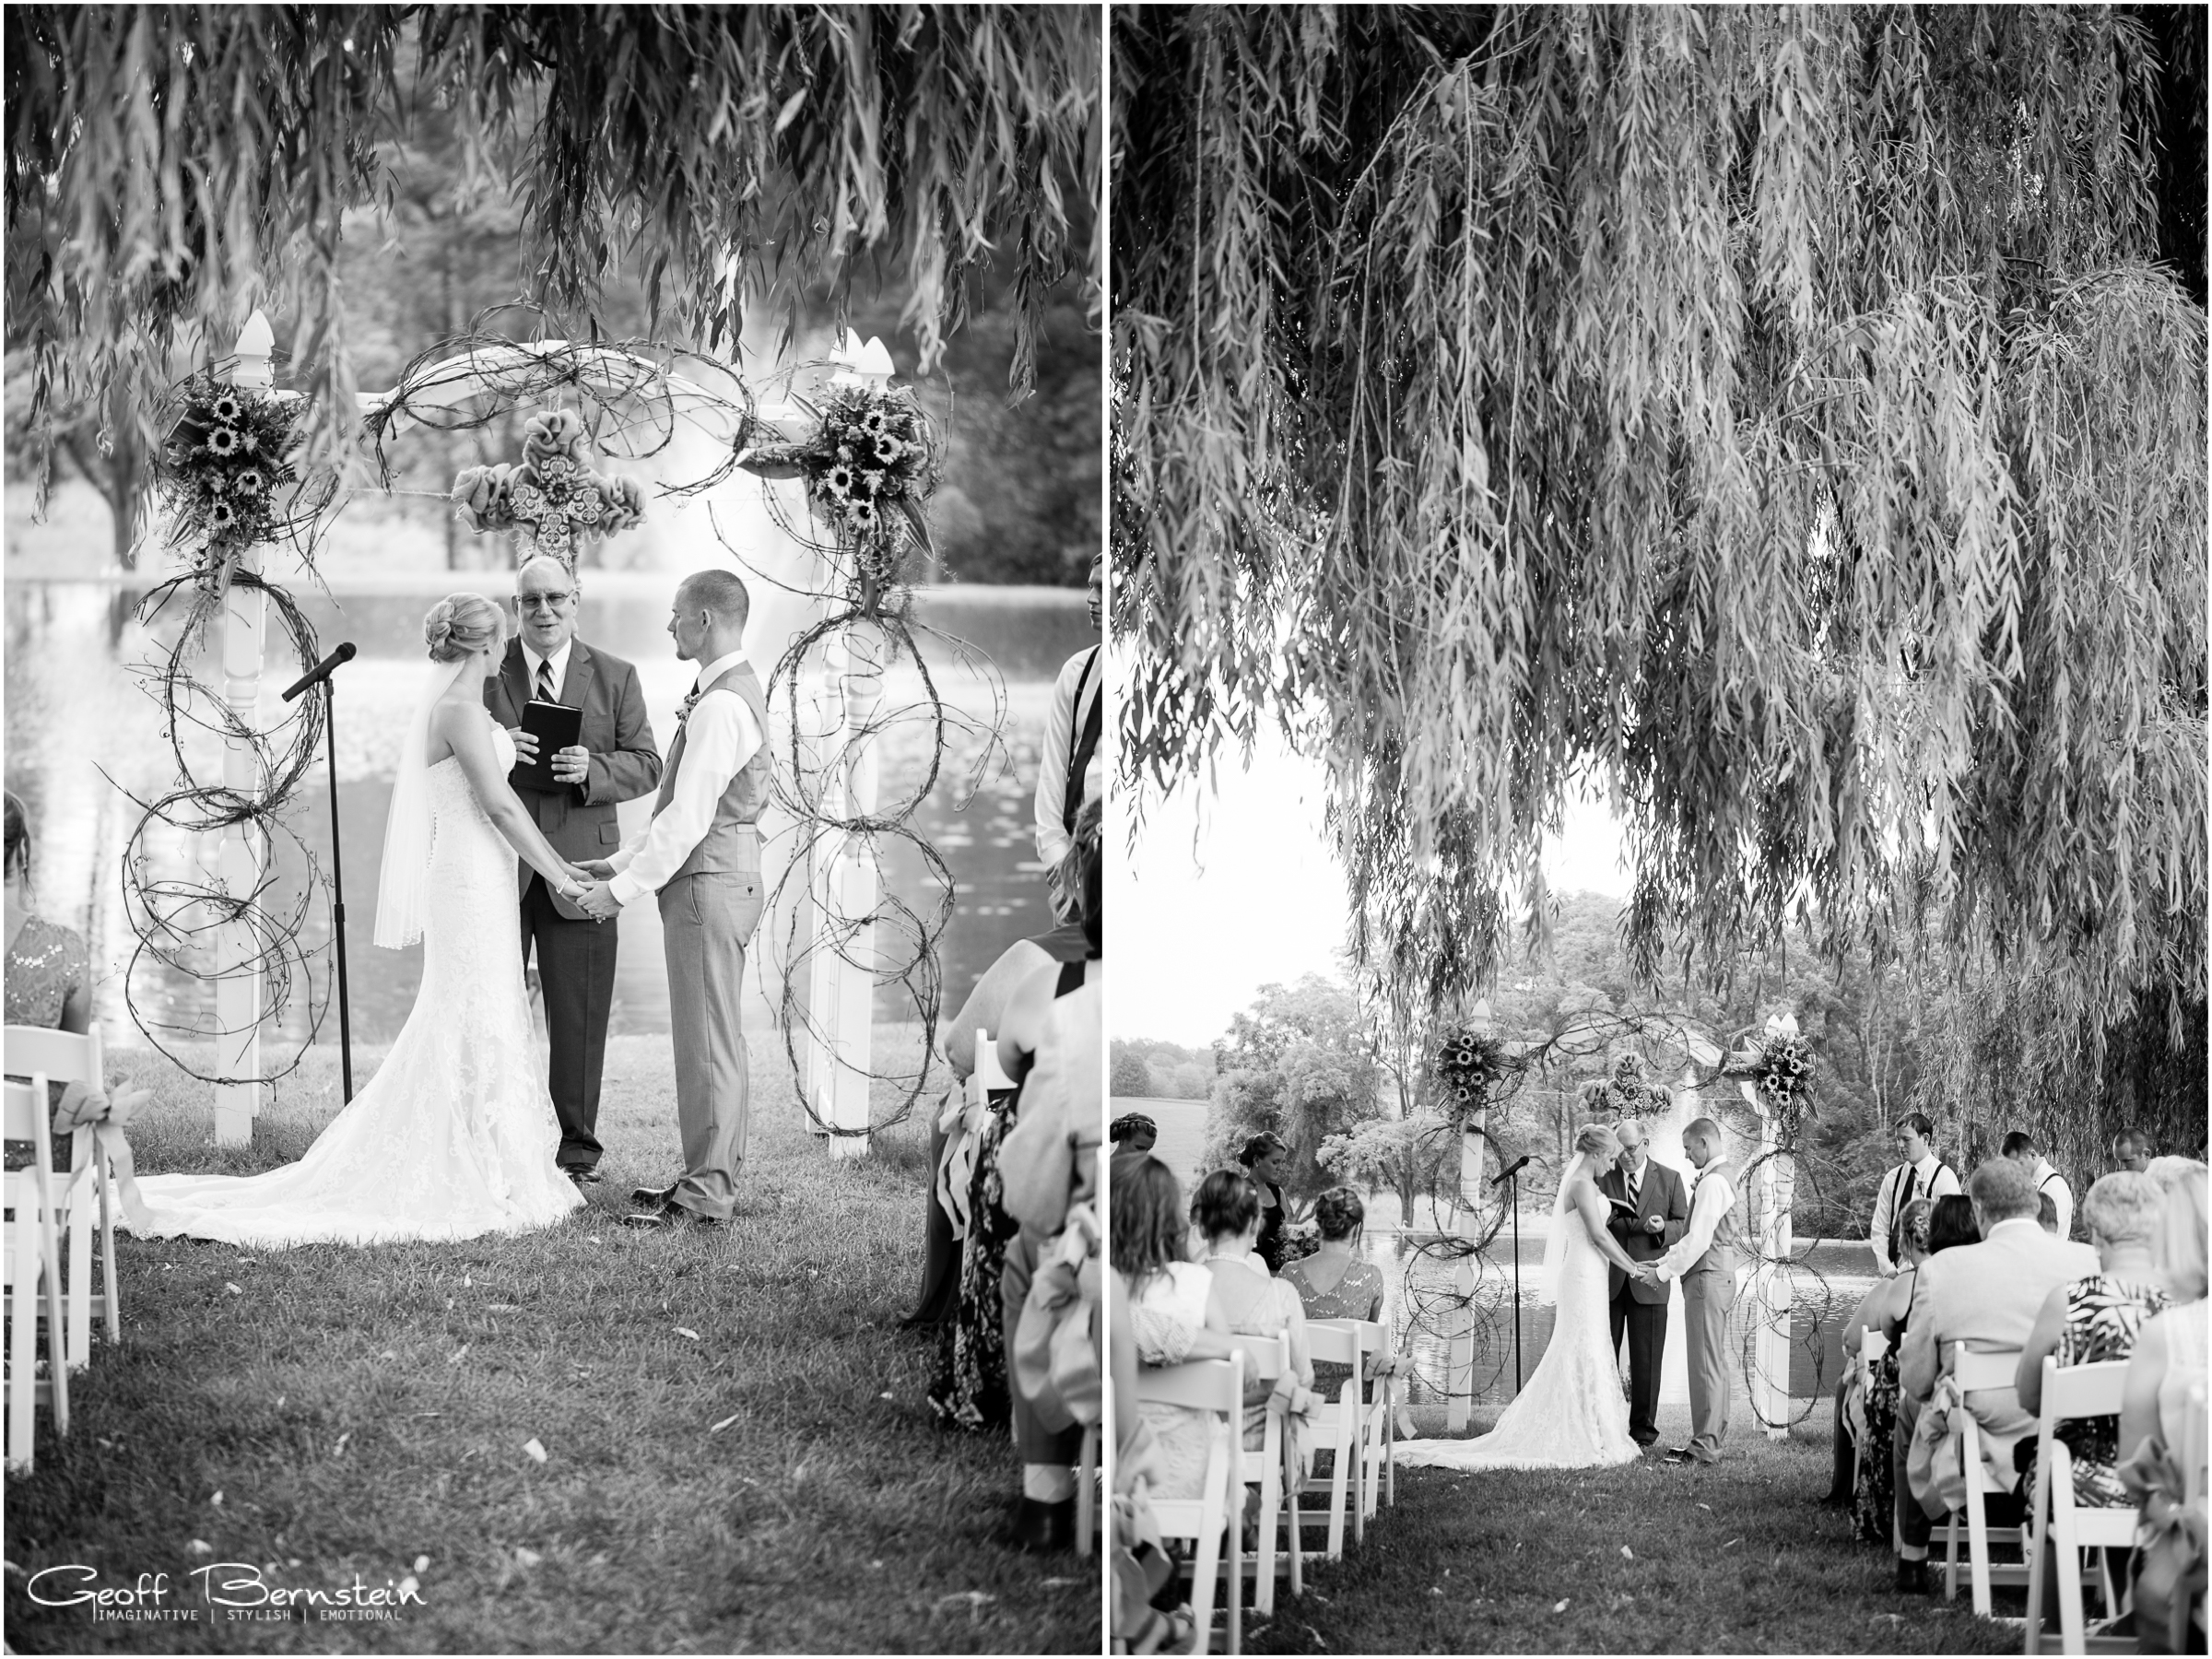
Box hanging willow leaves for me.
[1113,4,2206,1041]
[5,4,1099,485]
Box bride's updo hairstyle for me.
[1192,1168,1262,1243]
[1573,1123,1618,1161]
[423,593,506,663]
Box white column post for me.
[800,335,896,1158]
[1744,1078,1794,1438]
[1446,999,1493,1432]
[212,312,275,1144]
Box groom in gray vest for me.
[575,570,771,1229]
[1650,1116,1746,1464]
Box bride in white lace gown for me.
[1395,1123,1646,1471]
[132,594,588,1248]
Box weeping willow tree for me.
[1114,5,2207,1082]
[5,3,1099,480]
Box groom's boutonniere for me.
[677,685,703,728]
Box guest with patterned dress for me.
[1194,1169,1313,1462]
[1878,1194,1980,1572]
[2013,1172,2171,1513]
[5,791,93,1171]
[1280,1185,1387,1403]
[1841,1197,1934,1542]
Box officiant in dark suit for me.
[484,553,663,1184]
[1599,1118,1691,1449]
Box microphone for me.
[1489,1153,1531,1187]
[282,641,357,702]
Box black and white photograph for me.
[1109,5,2206,1655]
[5,6,1101,1653]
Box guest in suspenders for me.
[1869,1112,1961,1277]
[1035,554,1102,923]
[2002,1128,2076,1240]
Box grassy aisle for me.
[1242,1406,2021,1655]
[4,1037,1096,1654]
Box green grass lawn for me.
[4,1036,1098,1654]
[1232,1403,2023,1655]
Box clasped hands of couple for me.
[510,727,625,922]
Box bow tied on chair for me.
[54,1080,156,1233]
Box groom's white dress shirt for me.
[1653,1162,1737,1282]
[604,649,762,909]
[2030,1157,2075,1239]
[1869,1151,1961,1274]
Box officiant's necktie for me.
[536,660,556,703]
[1629,1169,1641,1209]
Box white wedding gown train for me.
[131,724,584,1248]
[1394,1195,1641,1471]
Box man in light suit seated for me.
[1890,1156,2100,1591]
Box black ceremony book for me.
[515,699,583,793]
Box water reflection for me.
[6,577,1090,1047]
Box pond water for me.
[6,573,1091,1051]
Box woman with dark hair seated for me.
[1118,1153,1233,1501]
[1280,1186,1388,1402]
[1193,1168,1313,1456]
[1236,1131,1293,1274]
[1837,1197,1930,1537]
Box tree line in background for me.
[1118,892,2207,1242]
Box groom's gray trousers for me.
[659,867,765,1220]
[1680,1261,1736,1460]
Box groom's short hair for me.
[1684,1117,1722,1154]
[679,569,751,627]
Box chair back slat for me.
[2041,1359,2131,1420]
[1137,1353,1243,1414]
[1228,1331,1288,1383]
[1950,1345,2023,1391]
[975,1027,1016,1093]
[1304,1323,1360,1367]
[2183,1379,2206,1507]
[1862,1328,1890,1365]
[4,1025,100,1088]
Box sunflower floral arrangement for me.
[1727,1012,1817,1113]
[159,372,300,561]
[1433,1021,1515,1131]
[803,384,937,584]
[1581,1050,1675,1119]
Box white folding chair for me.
[1300,1321,1361,1557]
[1941,1345,2031,1616]
[1227,1331,1303,1614]
[4,1077,71,1472]
[1353,1318,1397,1517]
[2024,1358,2136,1654]
[976,1027,1016,1097]
[6,1024,117,1370]
[1137,1351,1244,1656]
[2183,1378,2206,1507]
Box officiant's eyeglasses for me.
[516,591,575,611]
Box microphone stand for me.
[321,673,354,1103]
[1508,1163,1524,1392]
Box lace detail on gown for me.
[130,723,584,1247]
[1394,1194,1640,1471]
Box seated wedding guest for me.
[1893,1159,2099,1591]
[1117,1154,1234,1502]
[908,807,1100,1331]
[1280,1185,1386,1402]
[1110,1264,1191,1656]
[1236,1131,1294,1274]
[2145,1153,2209,1195]
[2005,1129,2075,1239]
[1835,1197,1931,1531]
[998,969,1105,1553]
[6,791,103,1171]
[1111,1114,1159,1156]
[1194,1168,1314,1459]
[929,801,1101,1426]
[2013,1171,2171,1511]
[1869,1112,1962,1276]
[2116,1165,2206,1654]
[2111,1127,2155,1176]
